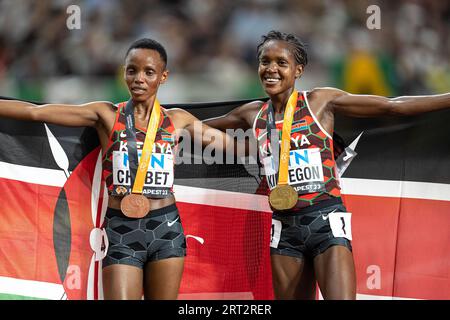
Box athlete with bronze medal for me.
[121,98,161,218]
[0,37,236,300]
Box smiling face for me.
[258,40,303,98]
[124,48,168,103]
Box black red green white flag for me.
[0,97,449,300]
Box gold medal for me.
[267,90,299,212]
[120,194,150,218]
[269,185,298,211]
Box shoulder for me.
[164,107,198,129]
[164,107,194,118]
[306,87,347,100]
[234,100,265,122]
[238,100,265,112]
[84,101,117,131]
[306,88,350,111]
[110,101,125,112]
[306,87,345,98]
[82,101,117,113]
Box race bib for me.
[262,148,326,194]
[329,211,352,240]
[270,219,282,248]
[112,151,174,196]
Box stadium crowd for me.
[0,0,448,102]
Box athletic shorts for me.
[270,198,352,259]
[102,203,186,269]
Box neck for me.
[271,89,295,113]
[133,97,156,120]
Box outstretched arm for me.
[203,101,262,131]
[168,108,235,153]
[327,88,450,117]
[0,99,113,127]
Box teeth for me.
[265,78,280,83]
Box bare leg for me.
[144,257,185,300]
[102,264,144,300]
[314,245,356,300]
[271,254,316,300]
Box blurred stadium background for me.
[1,0,450,300]
[0,0,448,105]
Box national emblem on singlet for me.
[254,92,342,209]
[102,102,177,198]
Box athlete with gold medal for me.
[205,30,450,300]
[267,90,298,211]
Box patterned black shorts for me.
[102,203,186,269]
[270,198,352,259]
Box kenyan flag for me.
[0,118,106,300]
[1,97,449,300]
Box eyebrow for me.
[125,63,157,71]
[258,55,290,61]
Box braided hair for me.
[256,30,308,67]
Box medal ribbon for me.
[124,99,161,194]
[268,90,298,186]
[266,101,279,181]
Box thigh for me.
[102,214,147,269]
[313,245,356,300]
[144,257,185,300]
[102,264,144,300]
[271,254,316,300]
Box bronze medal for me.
[120,193,150,218]
[269,184,298,211]
[120,99,161,218]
